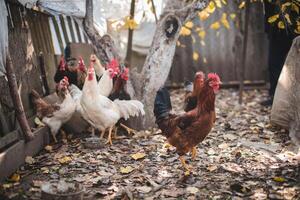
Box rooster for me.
[154,73,221,173]
[80,62,145,145]
[54,56,87,89]
[31,77,76,142]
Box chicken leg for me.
[179,156,191,175]
[100,129,105,139]
[112,126,125,139]
[106,126,114,145]
[120,123,136,135]
[51,132,58,143]
[191,147,197,161]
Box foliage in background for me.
[177,0,300,62]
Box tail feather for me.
[114,99,145,120]
[153,87,172,121]
[30,89,41,100]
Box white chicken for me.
[69,58,114,137]
[31,77,76,142]
[80,63,145,145]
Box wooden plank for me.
[0,125,50,182]
[67,16,76,42]
[74,20,82,43]
[0,130,20,151]
[0,140,25,181]
[51,16,64,53]
[0,104,10,136]
[59,15,69,44]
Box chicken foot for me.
[120,123,136,135]
[179,156,191,175]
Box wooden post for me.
[5,50,34,141]
[125,0,136,66]
[239,0,250,104]
[38,52,50,96]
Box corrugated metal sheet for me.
[169,1,268,83]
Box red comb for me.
[59,56,66,71]
[63,76,68,82]
[207,73,220,81]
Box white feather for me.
[42,93,76,136]
[98,70,113,97]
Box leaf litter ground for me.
[0,89,299,199]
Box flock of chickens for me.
[30,54,221,173]
[31,55,145,145]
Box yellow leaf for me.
[230,13,236,20]
[284,14,292,24]
[34,117,45,127]
[185,21,194,29]
[198,30,206,40]
[198,11,210,21]
[193,52,199,61]
[58,156,72,164]
[131,152,146,160]
[221,0,227,5]
[2,183,13,189]
[273,177,285,182]
[41,167,49,174]
[45,145,53,152]
[124,16,138,30]
[180,26,191,36]
[239,1,245,9]
[281,2,291,12]
[268,14,279,23]
[210,21,220,30]
[9,173,20,182]
[221,13,230,29]
[215,0,222,8]
[192,36,196,44]
[292,4,299,14]
[278,21,285,29]
[206,1,216,13]
[120,166,134,174]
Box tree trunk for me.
[5,50,34,141]
[83,0,121,65]
[130,0,209,129]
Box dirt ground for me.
[0,89,299,200]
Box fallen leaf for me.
[45,145,53,152]
[41,167,49,174]
[186,186,199,194]
[131,152,146,160]
[273,176,286,182]
[207,165,218,172]
[120,166,134,174]
[136,186,152,193]
[25,156,35,165]
[9,173,20,182]
[34,117,45,127]
[58,156,72,164]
